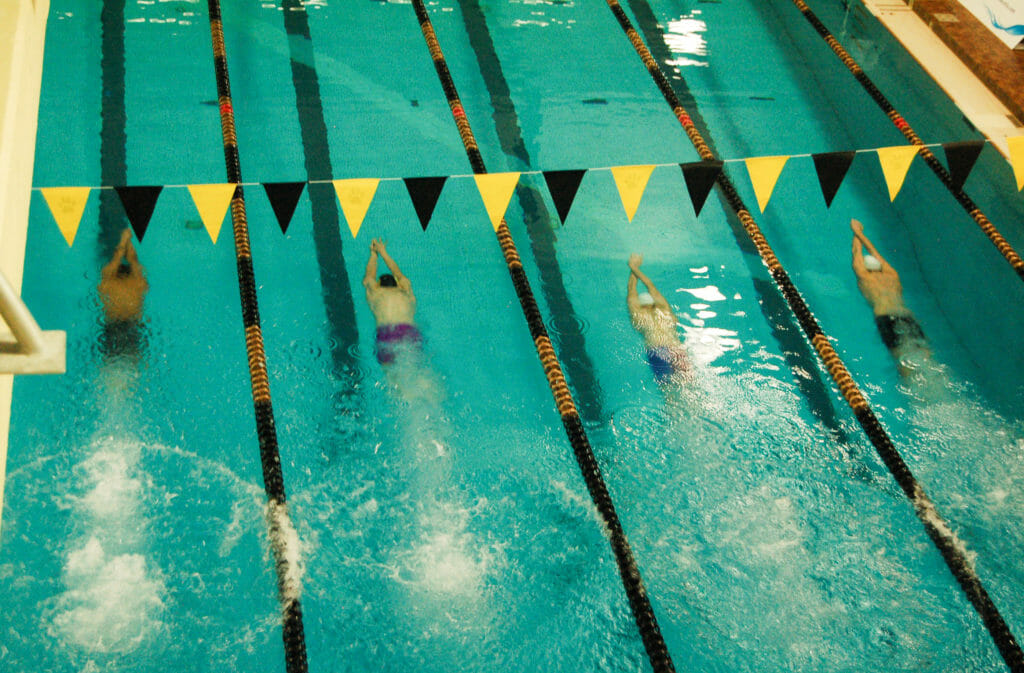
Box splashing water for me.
[50,436,165,654]
[50,537,166,653]
[266,500,305,607]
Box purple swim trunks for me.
[375,323,422,364]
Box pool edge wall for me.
[0,0,49,537]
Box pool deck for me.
[905,0,1024,130]
[0,0,1021,534]
[862,0,1023,157]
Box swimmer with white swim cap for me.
[627,253,690,384]
[850,218,931,378]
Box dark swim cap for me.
[116,263,132,278]
[379,274,397,287]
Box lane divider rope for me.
[789,0,1024,282]
[205,3,309,671]
[409,2,676,671]
[604,1,1024,670]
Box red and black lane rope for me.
[205,2,308,672]
[410,2,676,671]
[789,0,1024,283]
[605,1,1024,670]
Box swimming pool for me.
[4,0,1024,670]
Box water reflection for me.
[664,12,708,69]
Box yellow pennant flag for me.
[333,178,380,238]
[610,165,656,222]
[744,156,789,212]
[187,183,237,244]
[41,187,90,246]
[876,146,919,201]
[1008,136,1024,191]
[474,172,521,231]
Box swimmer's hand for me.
[850,218,864,234]
[371,238,387,254]
[628,253,643,270]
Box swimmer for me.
[98,228,148,357]
[364,238,421,365]
[627,253,690,384]
[851,218,933,379]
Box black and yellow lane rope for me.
[409,2,676,671]
[604,1,1024,670]
[787,0,1024,283]
[205,2,308,672]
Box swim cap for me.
[637,292,655,306]
[863,254,882,272]
[379,273,397,287]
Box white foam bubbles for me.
[267,500,305,607]
[50,537,165,653]
[395,500,499,598]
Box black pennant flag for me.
[942,140,985,192]
[115,186,162,241]
[542,169,586,224]
[680,161,723,217]
[811,151,855,207]
[263,182,306,234]
[404,177,447,230]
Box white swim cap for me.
[863,254,882,272]
[637,292,655,306]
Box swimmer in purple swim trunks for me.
[627,253,690,384]
[363,238,422,365]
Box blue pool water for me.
[4,0,1024,671]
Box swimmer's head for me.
[863,254,883,272]
[115,263,132,278]
[379,273,398,287]
[636,292,656,307]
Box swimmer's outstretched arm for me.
[101,229,133,278]
[627,254,641,304]
[363,242,379,293]
[375,239,411,290]
[851,219,892,270]
[627,253,670,310]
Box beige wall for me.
[1,0,50,535]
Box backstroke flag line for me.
[35,135,1024,243]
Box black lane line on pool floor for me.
[205,2,309,672]
[625,0,855,451]
[99,0,128,261]
[409,2,677,671]
[454,0,607,428]
[787,0,1024,284]
[605,1,1024,670]
[280,0,364,408]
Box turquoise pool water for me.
[4,0,1024,671]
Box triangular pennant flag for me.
[1008,136,1024,191]
[404,177,447,230]
[187,183,237,244]
[610,165,656,222]
[876,146,919,201]
[543,169,586,224]
[114,186,162,241]
[811,151,855,208]
[679,161,722,216]
[941,140,984,192]
[474,173,521,231]
[333,178,380,238]
[263,182,306,234]
[744,156,789,212]
[40,187,90,246]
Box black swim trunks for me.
[874,314,926,352]
[101,319,145,358]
